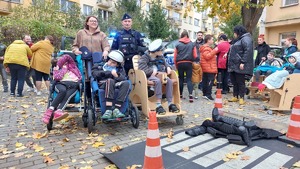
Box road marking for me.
[214,146,269,169]
[177,137,228,159]
[163,134,214,153]
[193,143,246,167]
[160,132,190,146]
[252,152,293,169]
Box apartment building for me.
[264,0,300,46]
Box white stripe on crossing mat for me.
[177,138,228,159]
[193,143,246,167]
[160,132,190,146]
[163,134,213,153]
[214,146,270,169]
[252,152,293,169]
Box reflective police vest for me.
[118,30,138,57]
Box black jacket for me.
[91,62,127,82]
[228,33,254,75]
[255,42,270,66]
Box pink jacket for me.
[216,41,230,69]
[53,54,82,81]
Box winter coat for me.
[3,40,32,69]
[192,62,202,83]
[284,45,298,58]
[216,41,230,69]
[228,33,254,75]
[72,28,110,53]
[30,39,54,74]
[254,42,270,66]
[194,39,204,61]
[91,62,126,82]
[139,52,171,78]
[262,70,289,89]
[53,54,82,81]
[200,44,218,73]
[174,37,197,67]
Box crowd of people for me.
[0,13,299,122]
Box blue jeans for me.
[0,63,8,90]
[8,64,26,95]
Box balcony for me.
[0,1,12,15]
[166,0,183,10]
[202,15,208,20]
[173,3,182,11]
[97,0,113,8]
[201,27,208,32]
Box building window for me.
[10,0,21,3]
[99,9,112,21]
[145,2,150,11]
[136,0,141,7]
[283,0,299,6]
[193,31,197,39]
[189,16,192,24]
[163,8,169,17]
[280,32,296,46]
[173,12,180,20]
[60,0,75,12]
[194,18,199,26]
[83,5,93,16]
[188,30,192,38]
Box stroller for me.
[82,51,139,133]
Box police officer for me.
[111,13,145,75]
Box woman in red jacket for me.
[200,35,218,100]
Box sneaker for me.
[189,95,194,103]
[194,96,199,100]
[180,95,185,99]
[239,98,246,105]
[206,95,214,101]
[27,87,34,92]
[53,109,69,121]
[156,105,166,115]
[101,110,112,119]
[3,88,8,93]
[36,91,42,96]
[16,93,23,97]
[113,108,125,118]
[228,97,238,102]
[169,104,180,113]
[10,93,15,97]
[42,108,53,124]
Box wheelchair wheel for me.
[130,105,140,129]
[87,109,94,133]
[176,115,184,125]
[82,114,88,128]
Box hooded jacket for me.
[216,41,230,69]
[53,54,82,82]
[3,40,32,69]
[192,62,202,83]
[174,37,197,67]
[228,33,254,75]
[254,42,270,66]
[72,28,110,53]
[30,39,54,74]
[200,44,218,73]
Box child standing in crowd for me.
[92,50,129,119]
[191,62,202,99]
[42,54,82,124]
[139,39,179,115]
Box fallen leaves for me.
[79,145,88,151]
[21,104,30,108]
[59,165,70,169]
[287,144,294,148]
[14,152,24,158]
[0,154,10,159]
[223,151,245,162]
[15,142,23,148]
[32,144,44,152]
[32,131,48,139]
[63,138,70,142]
[293,161,300,168]
[167,129,174,139]
[92,142,105,148]
[182,147,189,152]
[104,164,118,169]
[41,152,52,156]
[110,145,122,152]
[240,156,250,161]
[44,156,55,164]
[126,164,142,169]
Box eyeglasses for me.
[89,20,98,23]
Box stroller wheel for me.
[82,113,88,128]
[130,105,140,129]
[87,109,94,133]
[176,115,184,125]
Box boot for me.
[212,107,220,122]
[239,98,245,105]
[238,126,251,146]
[185,126,207,137]
[215,115,244,127]
[228,96,238,102]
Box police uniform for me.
[111,13,145,75]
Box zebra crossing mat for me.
[102,132,300,169]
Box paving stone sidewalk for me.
[0,85,292,169]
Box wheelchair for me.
[46,51,84,131]
[83,52,139,132]
[128,55,186,125]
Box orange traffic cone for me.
[215,89,224,116]
[279,96,300,147]
[143,111,164,169]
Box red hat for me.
[258,83,266,92]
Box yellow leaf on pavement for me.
[33,144,44,152]
[182,147,189,152]
[15,142,23,148]
[25,154,33,158]
[92,142,105,148]
[41,152,51,156]
[63,138,70,142]
[223,157,230,162]
[16,132,27,137]
[293,161,300,167]
[78,151,85,155]
[58,165,70,169]
[21,105,30,108]
[44,156,55,164]
[287,144,294,148]
[110,145,122,152]
[79,166,92,169]
[226,153,238,159]
[194,114,199,118]
[15,146,27,151]
[104,164,117,169]
[0,155,9,159]
[126,164,142,169]
[72,159,77,163]
[167,129,174,139]
[32,131,48,139]
[14,152,24,157]
[79,145,88,151]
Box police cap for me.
[122,13,132,21]
[149,39,163,52]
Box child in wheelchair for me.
[42,54,82,124]
[91,50,130,119]
[138,39,179,115]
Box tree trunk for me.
[242,0,265,35]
